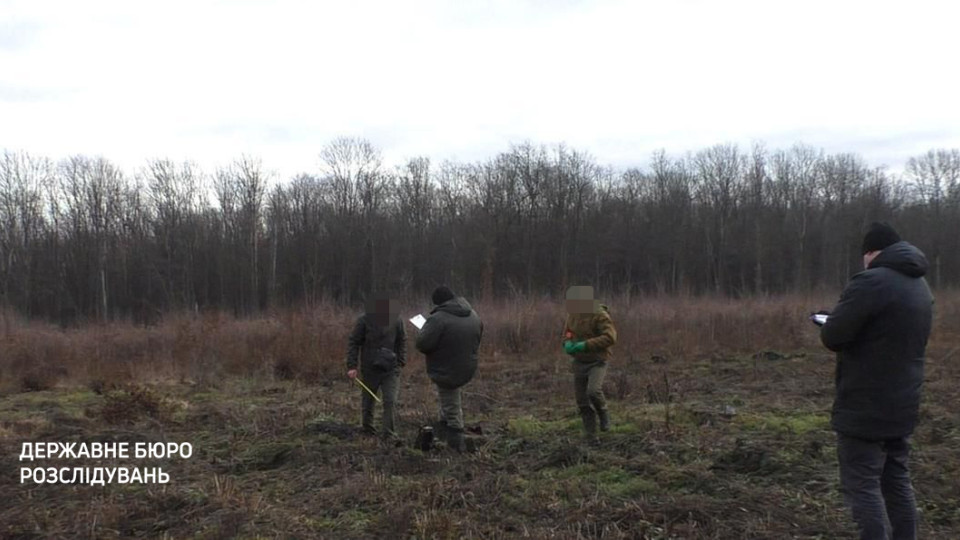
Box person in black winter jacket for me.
[346,293,406,439]
[820,222,933,540]
[415,286,483,452]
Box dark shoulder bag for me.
[372,347,398,371]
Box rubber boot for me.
[447,428,466,453]
[580,409,600,445]
[597,408,611,432]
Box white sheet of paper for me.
[812,314,828,325]
[410,314,427,330]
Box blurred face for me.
[365,294,397,325]
[863,250,881,269]
[565,285,596,314]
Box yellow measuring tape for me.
[354,377,382,403]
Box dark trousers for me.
[360,369,399,437]
[837,433,917,540]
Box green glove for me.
[564,340,587,354]
[563,340,574,354]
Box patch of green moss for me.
[301,516,338,531]
[608,421,644,434]
[335,509,372,531]
[507,415,578,437]
[546,464,658,499]
[0,389,97,421]
[739,412,829,435]
[3,388,96,409]
[235,441,296,471]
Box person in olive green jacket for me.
[562,285,617,444]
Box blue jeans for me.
[837,433,917,540]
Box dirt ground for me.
[2,340,958,540]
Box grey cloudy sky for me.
[1,0,958,179]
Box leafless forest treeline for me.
[1,139,958,325]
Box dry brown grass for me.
[1,293,959,538]
[2,291,958,392]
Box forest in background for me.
[1,139,958,324]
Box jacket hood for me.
[869,241,928,278]
[432,296,473,317]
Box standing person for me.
[415,286,483,452]
[562,285,617,445]
[820,222,933,540]
[346,293,406,441]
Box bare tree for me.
[214,156,268,314]
[694,144,745,293]
[4,141,960,323]
[144,159,203,308]
[0,151,52,316]
[906,149,960,287]
[319,137,385,299]
[395,157,435,291]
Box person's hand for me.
[809,311,830,327]
[563,340,574,354]
[570,341,587,354]
[347,369,358,379]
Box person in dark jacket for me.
[820,222,933,540]
[346,293,406,439]
[415,286,483,452]
[562,285,618,445]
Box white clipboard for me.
[409,314,427,330]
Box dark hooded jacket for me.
[415,297,483,389]
[346,313,406,374]
[821,241,933,440]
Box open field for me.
[2,294,959,539]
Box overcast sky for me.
[2,0,958,180]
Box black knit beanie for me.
[431,286,455,305]
[861,222,901,254]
